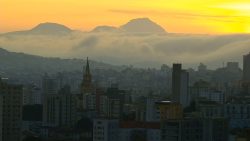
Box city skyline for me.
[2,0,250,34]
[1,0,250,141]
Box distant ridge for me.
[2,22,72,36]
[0,47,120,73]
[1,18,167,35]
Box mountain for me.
[29,22,72,35]
[1,22,72,36]
[91,26,120,32]
[120,18,166,33]
[1,18,167,35]
[0,47,120,75]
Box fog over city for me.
[3,0,250,140]
[1,18,250,69]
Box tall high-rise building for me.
[172,64,182,103]
[243,53,250,81]
[172,64,189,107]
[23,84,42,105]
[180,70,189,107]
[98,86,126,119]
[43,85,77,127]
[0,77,23,141]
[42,73,58,95]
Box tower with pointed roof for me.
[81,57,93,94]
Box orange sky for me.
[1,0,250,34]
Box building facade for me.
[119,121,161,141]
[189,80,225,104]
[172,64,189,107]
[93,119,119,141]
[23,84,42,105]
[43,86,77,127]
[243,53,250,81]
[0,78,23,141]
[161,118,228,141]
[146,97,161,122]
[156,101,183,121]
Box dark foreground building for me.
[0,77,23,141]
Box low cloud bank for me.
[0,32,250,69]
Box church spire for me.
[85,57,90,75]
[81,57,92,94]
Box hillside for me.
[0,48,120,74]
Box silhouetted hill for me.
[1,22,72,36]
[120,18,166,33]
[30,22,72,34]
[0,47,120,74]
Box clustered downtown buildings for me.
[0,53,250,141]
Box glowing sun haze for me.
[1,0,250,34]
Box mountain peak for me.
[30,22,72,35]
[120,18,166,33]
[130,17,152,22]
[91,26,119,32]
